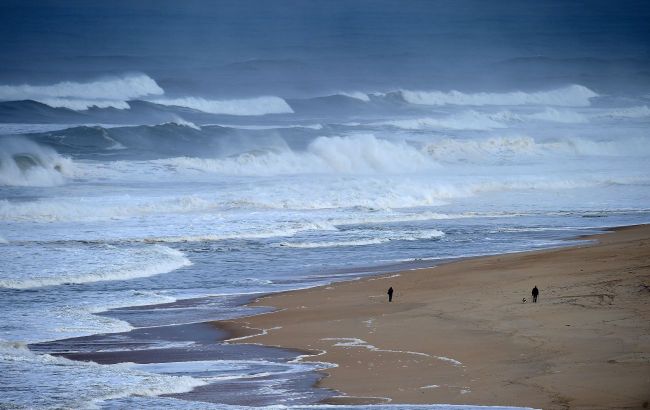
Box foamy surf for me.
[279,229,445,248]
[0,245,191,289]
[0,138,76,187]
[397,85,598,107]
[0,341,206,409]
[0,73,164,111]
[148,95,294,115]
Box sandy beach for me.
[217,225,650,409]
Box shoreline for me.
[215,225,650,409]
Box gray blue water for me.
[1,1,650,408]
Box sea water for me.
[1,84,648,408]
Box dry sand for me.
[217,225,650,409]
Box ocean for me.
[1,1,649,408]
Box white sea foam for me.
[399,84,598,107]
[148,96,294,115]
[142,222,336,243]
[420,384,440,389]
[337,91,371,102]
[157,134,438,176]
[423,135,650,163]
[163,116,201,130]
[279,238,386,248]
[0,188,488,225]
[0,245,191,289]
[0,195,219,222]
[279,229,445,248]
[424,136,539,162]
[132,359,323,380]
[379,108,589,130]
[0,341,206,409]
[433,356,463,366]
[0,138,76,186]
[323,338,431,357]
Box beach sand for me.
[217,225,650,409]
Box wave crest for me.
[398,84,598,107]
[0,138,75,186]
[148,96,294,116]
[279,229,445,248]
[0,74,163,110]
[156,134,439,176]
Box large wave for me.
[156,134,439,176]
[0,74,163,110]
[147,96,294,116]
[0,138,75,186]
[153,133,650,177]
[0,74,293,117]
[397,84,598,107]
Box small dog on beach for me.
[522,297,527,303]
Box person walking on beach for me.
[387,287,394,302]
[532,286,539,303]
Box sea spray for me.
[0,138,75,186]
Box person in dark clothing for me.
[532,286,539,303]
[387,287,394,302]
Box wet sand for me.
[217,225,650,409]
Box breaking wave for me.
[162,116,201,130]
[0,74,163,110]
[0,245,191,289]
[279,229,445,248]
[147,96,293,116]
[370,107,590,131]
[336,91,371,102]
[398,84,598,107]
[155,134,438,175]
[423,135,650,163]
[0,138,75,186]
[141,222,336,243]
[0,195,228,222]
